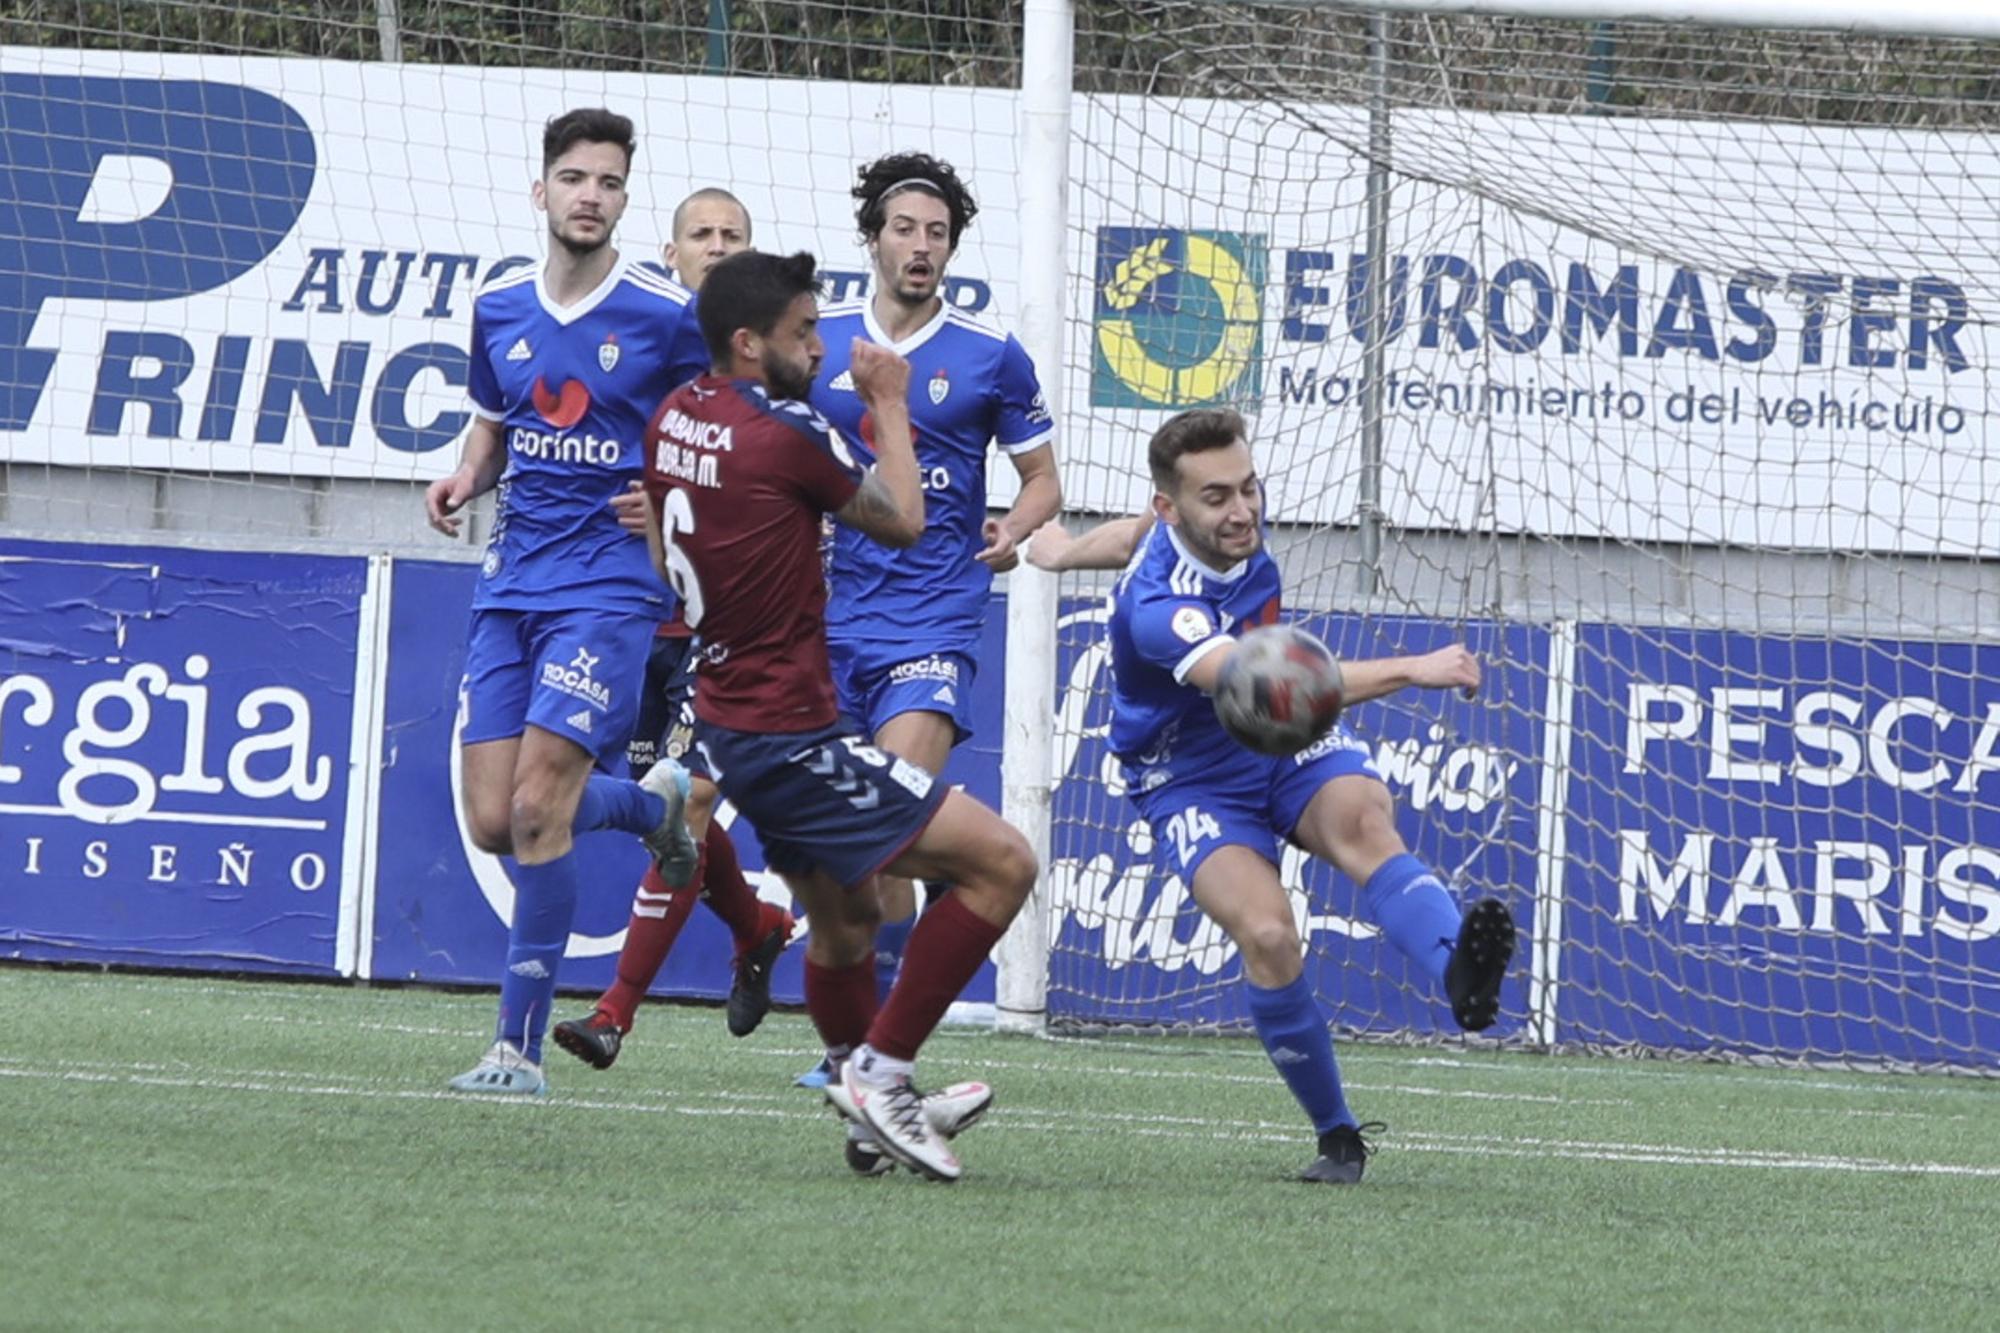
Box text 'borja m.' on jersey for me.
[466,255,708,616]
[813,301,1053,654]
[642,376,870,733]
[1109,522,1284,777]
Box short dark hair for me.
[672,187,752,242]
[698,251,822,366]
[542,107,635,174]
[853,152,978,249]
[1148,409,1249,491]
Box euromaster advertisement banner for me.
[2,53,1993,552]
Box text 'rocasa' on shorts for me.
[459,605,652,761]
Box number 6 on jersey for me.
[659,485,704,627]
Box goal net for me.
[1041,4,2000,1070]
[6,0,1998,1068]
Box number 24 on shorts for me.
[1164,804,1222,867]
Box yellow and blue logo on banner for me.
[1092,228,1265,409]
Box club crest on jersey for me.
[928,368,950,404]
[1171,607,1213,644]
[598,334,621,372]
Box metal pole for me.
[375,0,403,62]
[1357,10,1392,596]
[705,0,731,74]
[1586,21,1616,107]
[993,0,1074,1035]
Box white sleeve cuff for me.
[469,401,505,422]
[1000,430,1055,458]
[1171,635,1233,684]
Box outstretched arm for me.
[1024,515,1153,572]
[1182,641,1480,702]
[1326,646,1481,705]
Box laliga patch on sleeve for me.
[1171,606,1213,644]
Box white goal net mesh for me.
[1042,6,2000,1068]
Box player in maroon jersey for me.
[638,250,1036,1181]
[551,186,790,1072]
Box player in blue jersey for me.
[1027,408,1517,1184]
[799,153,1062,1084]
[423,108,705,1096]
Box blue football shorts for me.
[1127,724,1383,884]
[696,718,949,889]
[458,606,651,762]
[829,639,978,745]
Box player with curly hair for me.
[794,153,1062,1093]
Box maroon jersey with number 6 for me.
[642,374,867,733]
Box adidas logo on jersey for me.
[566,709,594,734]
[506,337,532,361]
[828,369,855,391]
[932,685,957,706]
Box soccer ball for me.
[1213,625,1346,756]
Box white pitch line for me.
[221,1013,1633,1108]
[4,1060,1998,1180]
[1403,1054,2000,1100]
[16,973,2000,1104]
[225,1013,1995,1120]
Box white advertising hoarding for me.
[2,49,1993,552]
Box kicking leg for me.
[459,736,518,857]
[1292,774,1514,1031]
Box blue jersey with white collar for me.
[1108,523,1284,774]
[812,300,1053,655]
[465,254,707,615]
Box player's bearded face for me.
[872,189,955,306]
[758,294,824,400]
[536,142,630,256]
[1163,441,1263,567]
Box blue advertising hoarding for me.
[1045,607,1545,1037]
[365,557,999,1007]
[3,533,1993,1069]
[0,539,362,972]
[1561,626,2000,1063]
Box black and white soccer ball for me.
[1213,624,1346,756]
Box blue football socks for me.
[1363,853,1461,986]
[496,853,581,1064]
[1247,972,1354,1135]
[874,913,915,1005]
[571,773,665,837]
